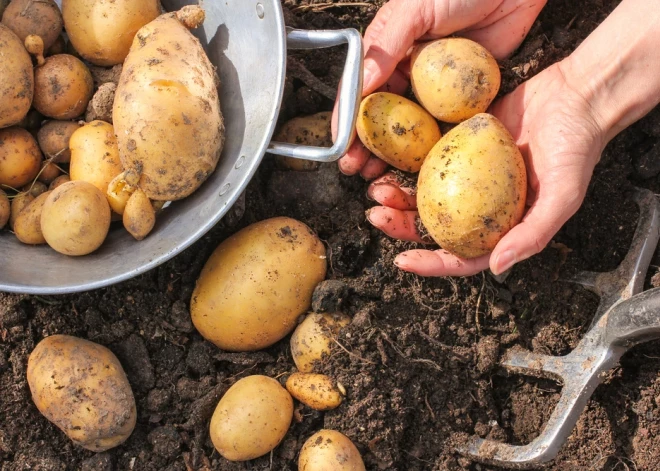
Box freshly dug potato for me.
[1,0,63,51]
[48,174,70,190]
[113,6,224,201]
[62,0,160,66]
[123,188,155,240]
[274,111,333,171]
[291,313,350,373]
[69,121,122,195]
[37,120,82,163]
[106,170,137,215]
[417,113,527,258]
[41,180,111,256]
[299,430,365,471]
[47,34,66,56]
[27,334,136,451]
[210,375,293,461]
[191,217,327,351]
[37,161,61,184]
[286,373,343,411]
[9,191,34,229]
[14,191,51,244]
[0,189,9,229]
[356,92,441,172]
[410,38,501,123]
[21,181,48,197]
[0,25,33,129]
[0,127,43,188]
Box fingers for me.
[338,140,371,175]
[395,250,490,277]
[367,173,417,209]
[360,157,389,180]
[366,207,425,243]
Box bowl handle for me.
[267,27,363,162]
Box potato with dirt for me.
[210,375,293,461]
[113,5,225,201]
[298,429,365,471]
[27,334,136,451]
[9,191,34,229]
[0,189,9,229]
[0,24,33,129]
[0,127,42,188]
[417,113,527,258]
[356,92,441,172]
[37,120,82,163]
[14,190,51,244]
[291,312,351,373]
[286,373,343,411]
[123,188,156,240]
[410,37,501,123]
[274,111,333,171]
[62,0,160,66]
[1,0,63,51]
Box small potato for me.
[356,92,441,172]
[298,430,365,471]
[18,109,44,132]
[0,25,33,129]
[0,127,43,188]
[37,120,82,163]
[123,188,155,240]
[1,0,63,51]
[191,217,327,351]
[274,111,333,171]
[286,373,343,411]
[69,121,123,195]
[47,34,66,56]
[210,375,293,461]
[410,38,501,123]
[0,189,9,229]
[10,192,34,229]
[14,191,51,245]
[41,180,111,256]
[291,313,350,373]
[37,161,61,184]
[417,113,527,258]
[21,181,48,197]
[27,334,136,451]
[33,54,94,119]
[48,174,70,190]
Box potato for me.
[299,430,365,471]
[37,120,82,163]
[9,191,34,229]
[356,92,441,172]
[274,111,333,171]
[48,174,70,190]
[0,25,33,129]
[27,334,136,451]
[0,0,8,19]
[1,0,63,51]
[113,6,224,201]
[14,191,51,245]
[21,181,47,197]
[291,313,350,373]
[123,188,155,240]
[47,34,66,56]
[41,180,111,256]
[37,161,61,184]
[69,121,123,195]
[106,170,137,215]
[286,373,343,411]
[62,0,160,66]
[410,38,501,124]
[0,127,42,188]
[417,113,527,258]
[0,189,9,229]
[191,217,327,351]
[210,375,293,461]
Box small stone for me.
[148,426,182,459]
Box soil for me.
[2,0,660,470]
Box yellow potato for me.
[210,375,293,461]
[274,111,333,171]
[290,312,350,373]
[113,6,224,201]
[417,113,527,258]
[48,174,71,190]
[356,92,441,172]
[0,25,34,129]
[0,189,9,229]
[191,217,327,351]
[62,0,160,66]
[1,0,63,51]
[14,191,51,245]
[37,120,83,163]
[27,334,136,451]
[0,127,43,188]
[9,192,34,229]
[41,180,111,256]
[286,373,343,411]
[123,188,155,240]
[410,38,501,124]
[298,429,365,471]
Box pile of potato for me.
[0,0,224,255]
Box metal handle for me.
[605,287,660,346]
[267,28,363,162]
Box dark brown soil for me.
[3,0,660,470]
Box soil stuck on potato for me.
[2,0,660,470]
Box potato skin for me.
[48,174,70,190]
[9,191,34,229]
[27,335,136,451]
[356,92,441,172]
[1,0,63,51]
[210,375,293,461]
[410,38,501,124]
[0,127,42,188]
[191,217,327,351]
[286,373,343,411]
[123,188,155,240]
[274,111,333,171]
[0,25,34,129]
[37,120,83,163]
[0,189,9,229]
[62,0,160,66]
[34,54,94,119]
[299,429,365,471]
[14,190,51,245]
[113,7,224,201]
[417,113,527,258]
[291,313,350,373]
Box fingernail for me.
[493,250,516,275]
[366,185,375,201]
[365,208,374,224]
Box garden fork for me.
[458,188,660,468]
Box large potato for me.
[62,0,160,66]
[210,375,293,461]
[27,335,136,451]
[356,92,441,172]
[113,6,224,201]
[0,25,33,129]
[191,217,327,351]
[299,430,365,471]
[37,120,83,163]
[274,111,332,171]
[0,189,9,229]
[0,127,42,188]
[417,113,527,258]
[410,38,501,124]
[286,373,343,411]
[1,0,63,50]
[14,191,51,245]
[291,313,351,373]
